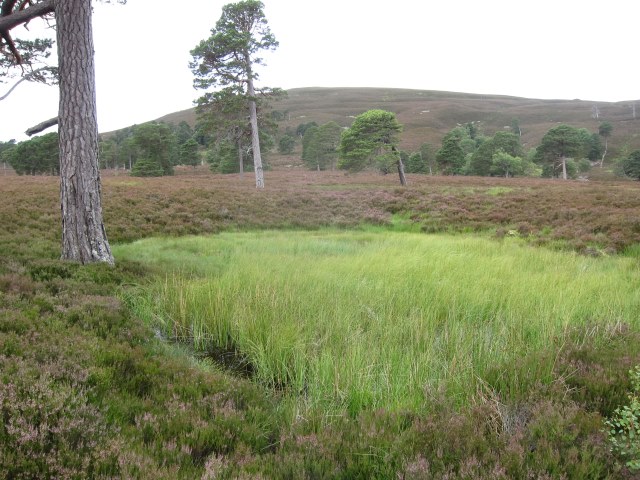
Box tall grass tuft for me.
[115,231,640,415]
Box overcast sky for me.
[2,0,639,142]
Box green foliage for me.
[1,133,59,175]
[436,131,466,175]
[541,157,579,179]
[193,86,281,169]
[588,132,603,161]
[190,0,278,91]
[99,126,138,170]
[578,157,592,173]
[510,118,522,136]
[207,140,242,173]
[420,142,436,174]
[131,122,176,175]
[490,151,523,177]
[190,0,281,186]
[535,124,585,179]
[622,151,640,180]
[0,31,57,89]
[98,137,118,169]
[173,121,195,146]
[302,121,342,170]
[469,131,522,176]
[405,151,425,173]
[576,127,595,159]
[0,139,16,156]
[179,138,200,167]
[338,109,402,173]
[130,158,164,177]
[599,121,613,139]
[295,121,318,138]
[605,366,640,470]
[277,133,296,154]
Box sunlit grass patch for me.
[115,231,640,416]
[486,186,514,196]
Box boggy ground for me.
[1,169,640,478]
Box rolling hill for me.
[155,86,640,160]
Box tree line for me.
[4,112,640,184]
[1,121,199,176]
[287,113,640,183]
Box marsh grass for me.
[116,231,640,415]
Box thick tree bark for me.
[56,0,113,264]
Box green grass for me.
[115,230,640,417]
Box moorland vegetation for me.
[2,169,640,478]
[2,1,640,477]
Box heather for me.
[2,169,640,478]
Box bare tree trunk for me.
[397,160,407,186]
[393,147,407,186]
[561,157,567,180]
[57,0,113,264]
[245,69,264,189]
[600,137,608,168]
[249,80,264,188]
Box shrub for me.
[131,158,165,177]
[622,151,640,180]
[605,366,640,470]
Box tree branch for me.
[1,1,19,17]
[0,0,54,38]
[25,116,57,136]
[0,67,27,99]
[0,0,55,66]
[0,65,55,100]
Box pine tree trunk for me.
[57,0,113,264]
[397,158,407,186]
[245,71,264,188]
[600,138,608,168]
[561,157,568,180]
[244,56,264,189]
[393,147,407,186]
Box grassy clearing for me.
[115,230,640,416]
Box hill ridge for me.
[150,86,640,156]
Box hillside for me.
[155,86,640,158]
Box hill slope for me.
[156,87,640,157]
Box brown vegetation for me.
[3,168,639,252]
[2,170,640,478]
